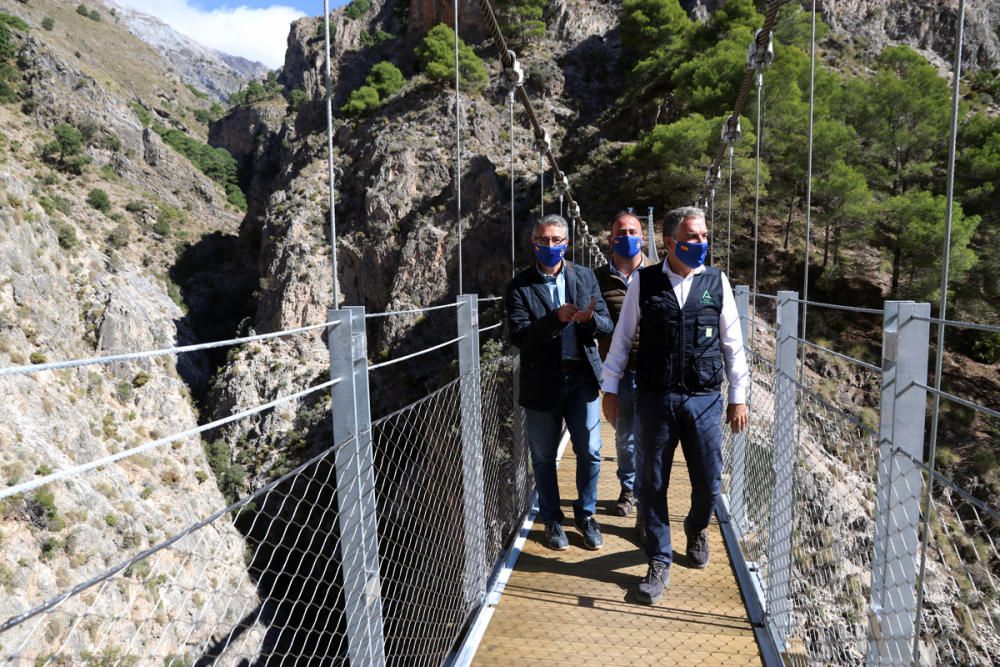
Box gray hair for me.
[664,206,706,238]
[531,214,570,241]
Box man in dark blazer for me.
[506,214,614,551]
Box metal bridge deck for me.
[472,421,762,665]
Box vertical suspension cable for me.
[751,72,764,342]
[799,0,817,386]
[539,153,544,216]
[914,0,966,655]
[509,90,515,277]
[323,0,339,310]
[454,0,464,295]
[727,146,734,277]
[708,191,715,266]
[571,217,576,262]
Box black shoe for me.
[685,518,709,568]
[544,521,568,551]
[636,512,646,546]
[613,490,637,516]
[636,561,670,604]
[574,516,603,550]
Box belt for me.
[558,359,586,373]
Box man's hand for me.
[727,403,749,433]
[572,297,597,323]
[556,303,580,323]
[602,393,620,427]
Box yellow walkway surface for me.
[473,421,763,666]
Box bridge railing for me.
[0,294,532,666]
[722,287,999,666]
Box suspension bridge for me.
[1,0,998,665]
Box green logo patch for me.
[700,289,714,304]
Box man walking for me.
[593,212,655,528]
[507,214,614,551]
[601,207,749,604]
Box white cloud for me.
[114,1,307,69]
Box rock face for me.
[822,0,1000,70]
[0,6,264,664]
[107,0,269,101]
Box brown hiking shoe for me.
[613,490,637,517]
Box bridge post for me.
[328,307,386,666]
[867,301,930,665]
[767,290,798,651]
[457,294,487,610]
[729,285,750,533]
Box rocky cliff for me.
[823,0,998,71]
[0,3,264,662]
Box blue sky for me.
[115,1,350,67]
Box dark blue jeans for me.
[524,368,602,523]
[614,369,640,496]
[637,390,724,565]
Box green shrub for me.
[494,0,546,44]
[132,371,150,388]
[40,537,63,561]
[29,351,46,364]
[124,200,147,214]
[288,88,309,111]
[30,488,63,531]
[41,124,90,174]
[0,79,16,104]
[108,223,129,249]
[153,219,170,236]
[341,85,379,117]
[0,13,29,32]
[360,28,394,48]
[366,61,405,99]
[415,24,488,94]
[115,380,132,401]
[153,126,246,210]
[203,440,247,502]
[76,5,89,18]
[55,222,77,249]
[344,0,372,20]
[970,332,1000,364]
[185,84,209,100]
[47,194,71,215]
[129,101,151,126]
[225,186,247,209]
[88,10,100,22]
[41,17,54,31]
[86,188,110,213]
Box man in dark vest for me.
[507,214,614,551]
[593,212,655,528]
[601,207,749,604]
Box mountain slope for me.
[108,0,269,102]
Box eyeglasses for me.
[534,237,566,246]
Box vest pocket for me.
[693,354,724,389]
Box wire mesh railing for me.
[0,432,357,665]
[480,356,532,578]
[1,295,537,665]
[370,377,469,665]
[723,286,1000,665]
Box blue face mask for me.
[674,240,709,269]
[611,235,642,259]
[534,243,567,268]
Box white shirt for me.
[601,262,749,404]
